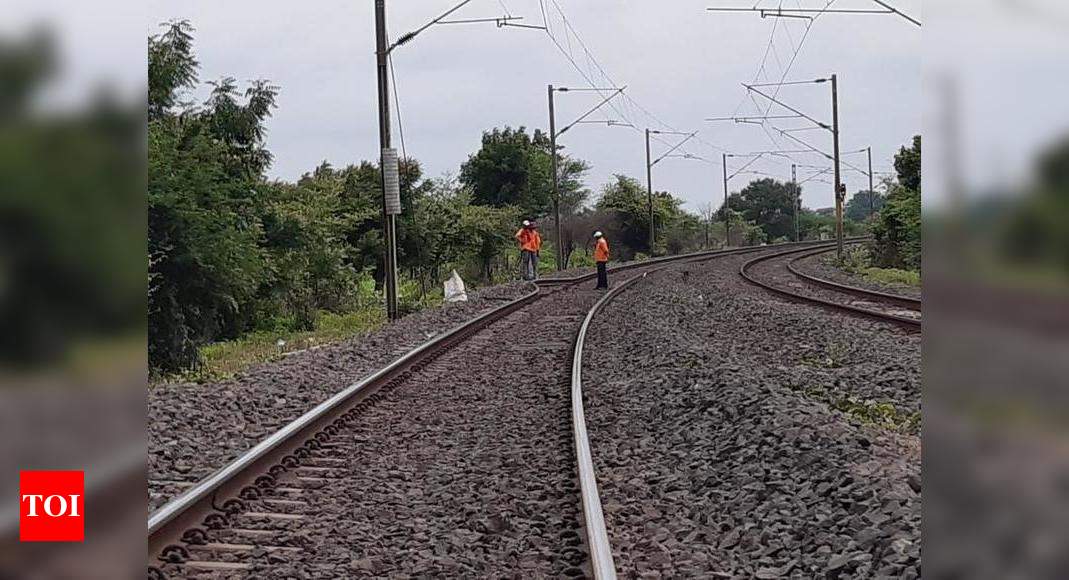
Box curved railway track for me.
[740,243,921,331]
[148,240,846,578]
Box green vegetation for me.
[185,309,386,384]
[835,244,921,289]
[147,21,518,376]
[832,396,920,433]
[871,136,921,271]
[999,136,1069,280]
[722,177,799,240]
[845,189,886,222]
[861,267,921,287]
[789,381,919,434]
[147,21,838,378]
[800,341,850,369]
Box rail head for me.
[570,270,660,580]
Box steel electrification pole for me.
[831,74,843,259]
[645,129,655,253]
[867,146,874,217]
[792,163,799,242]
[722,153,730,247]
[375,0,401,320]
[548,85,563,270]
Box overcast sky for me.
[12,1,1069,212]
[137,0,921,212]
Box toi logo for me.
[19,471,84,542]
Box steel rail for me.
[740,245,921,331]
[149,246,716,564]
[536,238,865,287]
[564,240,852,578]
[148,284,543,557]
[570,270,658,580]
[787,246,921,311]
[148,237,869,571]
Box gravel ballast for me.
[149,281,533,512]
[583,250,921,577]
[157,282,613,578]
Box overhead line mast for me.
[375,0,540,320]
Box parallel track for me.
[740,243,921,331]
[148,240,847,578]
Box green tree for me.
[845,189,886,222]
[870,136,922,271]
[148,21,280,372]
[894,135,921,193]
[1000,137,1069,274]
[871,184,920,270]
[595,174,687,257]
[723,178,799,240]
[459,126,588,218]
[148,20,197,121]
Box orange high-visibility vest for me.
[525,230,543,252]
[517,228,541,252]
[594,238,609,262]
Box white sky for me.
[8,1,1068,212]
[12,0,926,212]
[137,0,921,212]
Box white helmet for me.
[593,231,603,238]
[523,220,531,227]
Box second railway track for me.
[148,240,849,578]
[741,243,922,331]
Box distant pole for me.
[792,163,799,242]
[722,153,730,247]
[867,146,874,218]
[645,129,655,254]
[375,0,400,320]
[548,85,563,271]
[831,74,843,259]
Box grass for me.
[789,382,919,434]
[832,396,921,433]
[860,267,921,287]
[167,309,386,385]
[832,246,920,289]
[154,275,461,386]
[800,342,851,369]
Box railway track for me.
[147,240,846,578]
[740,243,921,331]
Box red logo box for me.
[19,471,84,542]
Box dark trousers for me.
[596,261,608,289]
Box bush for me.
[871,184,921,271]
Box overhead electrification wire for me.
[541,0,729,161]
[388,53,408,163]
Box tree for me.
[697,203,718,248]
[845,189,886,222]
[595,175,687,257]
[999,137,1069,273]
[459,126,588,218]
[870,184,920,270]
[723,178,799,240]
[871,136,922,271]
[148,20,197,121]
[894,135,921,193]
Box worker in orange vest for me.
[593,231,609,289]
[515,220,542,280]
